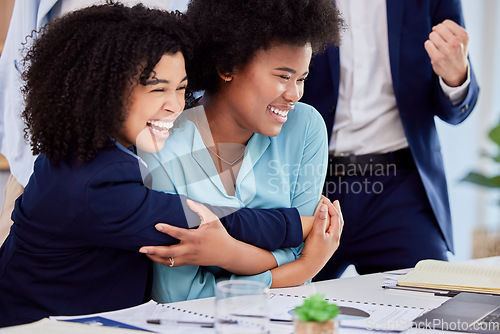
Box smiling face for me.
[212,43,312,141]
[116,52,187,153]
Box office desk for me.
[173,271,446,314]
[169,272,446,334]
[2,257,498,333]
[170,256,500,333]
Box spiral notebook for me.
[397,259,500,295]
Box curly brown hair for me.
[21,2,194,162]
[185,0,343,93]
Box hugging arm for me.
[142,197,341,277]
[82,160,304,254]
[141,200,278,275]
[199,201,305,250]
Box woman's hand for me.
[139,199,236,268]
[270,199,344,288]
[300,195,339,239]
[139,199,278,274]
[301,199,343,267]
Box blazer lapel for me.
[386,0,405,98]
[327,47,340,105]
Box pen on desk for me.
[147,318,294,327]
[229,313,293,325]
[146,319,215,328]
[231,313,293,324]
[381,284,458,297]
[270,318,293,324]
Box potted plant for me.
[293,293,340,334]
[462,120,500,257]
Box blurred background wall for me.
[441,0,500,261]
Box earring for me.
[223,74,232,82]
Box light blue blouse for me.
[140,102,328,302]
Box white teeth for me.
[147,120,173,130]
[268,106,289,117]
[150,128,165,135]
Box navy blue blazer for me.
[0,145,302,327]
[301,0,480,253]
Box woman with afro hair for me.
[140,0,345,303]
[0,2,335,327]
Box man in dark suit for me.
[301,0,480,279]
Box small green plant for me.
[462,121,500,200]
[294,293,340,322]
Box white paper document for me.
[267,294,428,332]
[40,294,429,334]
[0,318,144,334]
[52,300,215,333]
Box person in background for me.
[0,3,328,326]
[300,0,480,280]
[138,0,345,303]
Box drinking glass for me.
[215,280,270,334]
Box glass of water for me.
[215,280,270,334]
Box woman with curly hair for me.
[0,2,334,327]
[140,0,345,302]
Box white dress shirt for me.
[331,0,469,155]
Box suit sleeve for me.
[434,62,479,125]
[432,0,479,124]
[85,158,302,251]
[83,160,194,250]
[207,205,302,250]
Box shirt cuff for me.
[271,244,304,267]
[227,271,273,288]
[439,63,470,106]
